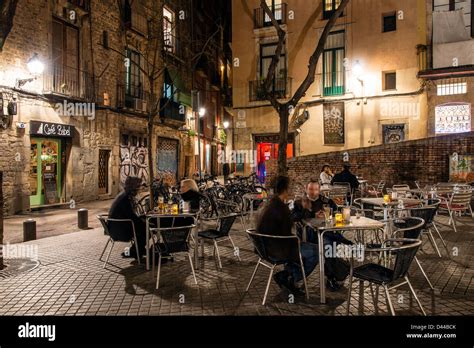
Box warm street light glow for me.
[223,121,230,129]
[199,108,206,117]
[27,53,44,75]
[353,60,363,80]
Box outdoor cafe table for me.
[360,197,422,220]
[303,216,385,304]
[145,212,199,271]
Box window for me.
[264,0,283,24]
[125,49,142,98]
[437,80,468,96]
[323,0,342,20]
[52,19,79,94]
[123,0,147,35]
[253,42,287,100]
[163,7,176,53]
[163,69,177,102]
[382,12,397,32]
[383,71,396,91]
[323,31,345,96]
[435,103,471,134]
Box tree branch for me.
[289,0,350,107]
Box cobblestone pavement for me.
[0,213,473,316]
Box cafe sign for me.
[30,121,74,138]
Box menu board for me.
[43,172,58,204]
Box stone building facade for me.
[232,0,431,181]
[0,0,231,215]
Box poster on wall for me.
[323,103,345,145]
[383,124,406,144]
[449,154,474,183]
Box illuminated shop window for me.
[435,103,471,134]
[437,81,467,96]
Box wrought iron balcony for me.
[117,83,150,114]
[163,33,184,59]
[249,77,291,102]
[43,65,97,101]
[159,98,186,123]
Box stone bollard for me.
[23,219,37,242]
[78,209,88,229]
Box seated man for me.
[256,176,318,297]
[331,163,360,191]
[109,176,147,260]
[292,180,350,291]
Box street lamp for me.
[199,107,206,118]
[223,121,230,129]
[16,53,44,88]
[27,53,45,75]
[353,60,363,82]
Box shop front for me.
[29,121,73,207]
[255,133,294,183]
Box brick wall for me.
[267,132,474,196]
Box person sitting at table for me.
[109,176,147,260]
[292,180,351,291]
[331,163,360,191]
[256,176,319,297]
[319,165,334,186]
[180,179,203,213]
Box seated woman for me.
[108,176,146,260]
[180,179,203,213]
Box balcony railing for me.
[249,77,291,102]
[43,65,97,101]
[159,98,185,123]
[163,33,184,59]
[117,83,150,113]
[254,3,287,29]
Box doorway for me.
[29,138,63,206]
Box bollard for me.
[78,209,88,229]
[23,219,37,242]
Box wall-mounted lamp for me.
[199,107,206,118]
[223,121,230,129]
[16,53,44,89]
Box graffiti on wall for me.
[120,145,149,186]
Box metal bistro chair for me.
[152,216,197,289]
[333,182,353,205]
[329,186,350,208]
[97,215,141,269]
[366,181,385,198]
[407,203,448,258]
[245,229,309,305]
[392,184,411,198]
[198,213,240,269]
[390,217,434,290]
[438,186,473,233]
[346,238,426,316]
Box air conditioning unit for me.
[134,99,147,113]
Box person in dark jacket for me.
[292,180,351,291]
[108,176,146,260]
[256,176,318,296]
[180,179,203,213]
[331,163,360,191]
[223,163,230,185]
